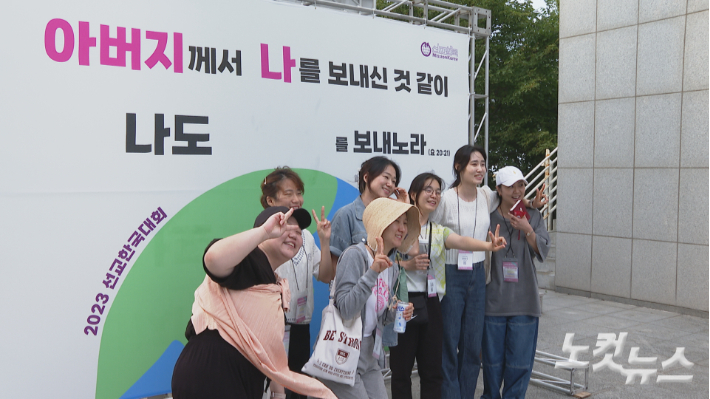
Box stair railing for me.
[523,148,557,231]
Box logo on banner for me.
[336,349,350,365]
[429,43,459,61]
[420,42,432,57]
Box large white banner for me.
[0,0,469,397]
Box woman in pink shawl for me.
[171,207,336,399]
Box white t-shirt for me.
[274,229,321,324]
[363,250,390,337]
[430,186,497,265]
[406,225,430,292]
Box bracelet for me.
[271,393,286,399]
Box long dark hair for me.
[358,156,401,194]
[408,172,444,210]
[260,166,305,209]
[451,144,486,188]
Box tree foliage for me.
[469,0,559,176]
[377,0,559,176]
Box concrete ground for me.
[385,290,709,398]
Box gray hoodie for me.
[334,243,398,365]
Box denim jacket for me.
[330,197,367,258]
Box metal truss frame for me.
[291,0,492,180]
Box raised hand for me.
[488,224,507,252]
[532,183,548,209]
[312,206,331,242]
[406,254,430,271]
[507,211,533,236]
[370,237,393,273]
[261,208,300,239]
[392,187,409,203]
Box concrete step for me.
[537,269,556,290]
[546,244,556,260]
[536,257,556,273]
[536,230,556,290]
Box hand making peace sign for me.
[312,206,331,243]
[370,237,393,273]
[487,224,508,252]
[261,208,300,239]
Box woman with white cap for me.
[315,198,417,399]
[481,166,551,399]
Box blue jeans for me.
[440,262,486,399]
[481,315,539,399]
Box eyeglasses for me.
[423,186,442,196]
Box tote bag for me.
[302,266,363,386]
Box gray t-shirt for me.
[485,207,550,317]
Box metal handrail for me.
[523,148,558,231]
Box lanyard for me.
[421,221,433,268]
[498,208,516,258]
[456,187,478,239]
[290,250,309,292]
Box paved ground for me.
[162,290,707,399]
[385,290,709,398]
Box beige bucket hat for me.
[363,198,420,253]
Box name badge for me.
[373,327,382,359]
[283,324,291,354]
[458,250,473,270]
[295,295,308,323]
[427,270,437,297]
[503,260,519,282]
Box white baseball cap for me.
[495,166,528,187]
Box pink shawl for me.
[191,275,336,399]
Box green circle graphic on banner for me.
[95,169,354,399]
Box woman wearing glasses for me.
[388,172,506,399]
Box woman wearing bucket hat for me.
[430,145,546,399]
[260,167,336,399]
[171,207,336,399]
[481,166,550,399]
[315,198,417,399]
[389,172,507,399]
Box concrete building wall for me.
[557,0,708,313]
